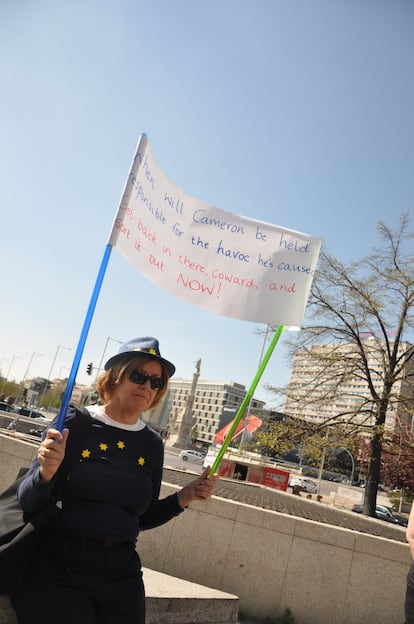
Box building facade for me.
[284,338,414,431]
[145,378,266,448]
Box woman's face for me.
[111,358,163,413]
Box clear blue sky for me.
[1,0,412,404]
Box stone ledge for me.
[144,568,239,624]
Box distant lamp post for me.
[23,352,44,381]
[38,345,72,408]
[5,355,22,380]
[0,355,22,395]
[337,447,355,487]
[95,337,123,380]
[16,352,44,405]
[58,366,70,379]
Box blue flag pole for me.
[55,243,113,431]
[54,133,148,431]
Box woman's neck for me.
[104,402,141,426]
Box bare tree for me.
[268,213,414,516]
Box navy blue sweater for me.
[17,408,184,544]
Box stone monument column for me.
[174,358,201,449]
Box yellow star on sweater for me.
[117,441,125,449]
[138,457,145,466]
[100,443,108,451]
[81,449,91,458]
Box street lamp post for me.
[337,447,355,487]
[58,366,70,378]
[38,345,72,408]
[0,355,22,394]
[0,358,8,396]
[5,355,22,380]
[95,337,123,380]
[16,352,44,405]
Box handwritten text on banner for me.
[109,136,322,327]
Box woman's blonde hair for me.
[96,354,169,407]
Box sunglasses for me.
[128,370,164,391]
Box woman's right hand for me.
[38,428,69,483]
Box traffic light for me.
[86,362,93,375]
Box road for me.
[164,447,204,473]
[163,447,365,507]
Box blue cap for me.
[104,337,175,377]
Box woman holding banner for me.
[11,337,218,624]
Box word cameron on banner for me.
[109,134,322,328]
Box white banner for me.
[109,135,321,327]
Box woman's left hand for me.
[178,467,218,509]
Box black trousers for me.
[11,537,145,624]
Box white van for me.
[179,450,205,464]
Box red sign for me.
[262,467,289,491]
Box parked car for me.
[332,474,349,484]
[288,477,318,494]
[14,406,45,419]
[0,401,13,412]
[179,450,205,464]
[390,511,409,527]
[351,503,408,527]
[29,428,44,438]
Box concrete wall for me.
[0,434,411,624]
[0,433,38,488]
[139,485,411,624]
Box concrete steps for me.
[144,568,239,624]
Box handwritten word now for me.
[193,210,245,235]
[177,273,220,297]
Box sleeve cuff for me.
[173,491,186,513]
[33,467,56,491]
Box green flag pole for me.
[208,325,285,477]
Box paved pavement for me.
[163,467,408,544]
